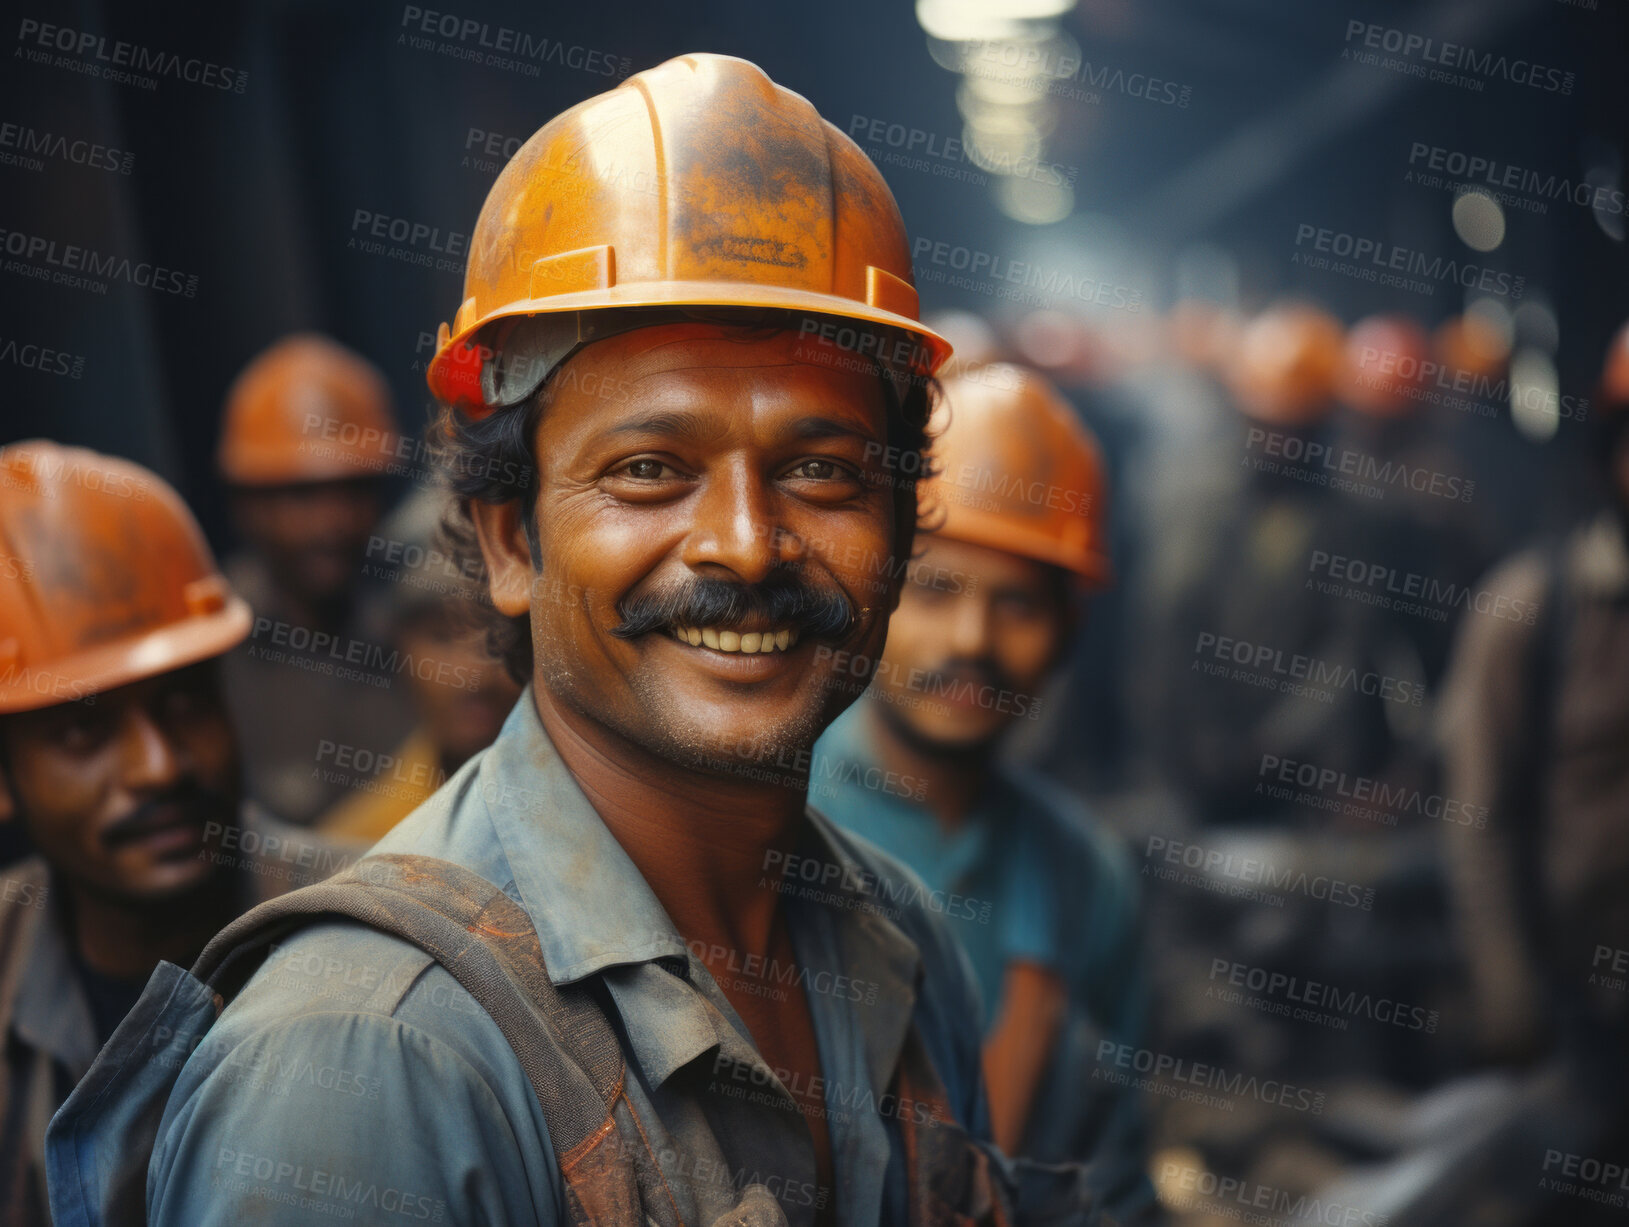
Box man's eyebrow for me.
[599,412,880,444]
[602,411,718,442]
[788,415,880,444]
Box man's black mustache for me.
[612,573,856,640]
[919,657,1016,697]
[102,783,232,848]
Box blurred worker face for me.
[398,605,523,768]
[472,323,903,773]
[873,536,1071,754]
[232,477,382,608]
[0,661,239,904]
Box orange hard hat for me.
[1600,319,1629,412]
[1337,314,1432,418]
[0,442,252,714]
[1433,312,1509,382]
[1167,299,1242,372]
[923,363,1112,586]
[218,334,397,485]
[1226,302,1344,426]
[425,53,950,414]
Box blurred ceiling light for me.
[1586,160,1625,243]
[915,0,1069,42]
[1465,295,1516,353]
[1451,188,1506,252]
[997,175,1075,224]
[1512,298,1560,355]
[1509,348,1561,442]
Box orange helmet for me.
[425,53,950,414]
[923,363,1112,587]
[0,442,252,714]
[218,334,397,485]
[1600,319,1629,413]
[1226,302,1344,426]
[1434,312,1509,382]
[1337,314,1431,418]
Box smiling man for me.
[46,54,1076,1227]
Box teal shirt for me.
[49,692,1000,1227]
[812,700,1156,1220]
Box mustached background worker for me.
[810,362,1157,1221]
[0,442,350,1223]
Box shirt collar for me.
[472,690,928,1100]
[473,690,693,987]
[7,862,99,1076]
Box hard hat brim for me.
[0,596,254,714]
[428,283,953,411]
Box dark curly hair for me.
[430,325,940,684]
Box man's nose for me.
[680,463,803,584]
[120,707,185,793]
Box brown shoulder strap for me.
[193,853,677,1224]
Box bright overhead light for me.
[1452,188,1506,252]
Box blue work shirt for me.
[812,700,1156,1220]
[49,690,994,1226]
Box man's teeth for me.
[671,626,798,653]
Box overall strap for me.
[193,853,682,1226]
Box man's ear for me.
[468,500,534,618]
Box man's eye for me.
[621,458,674,480]
[788,459,848,481]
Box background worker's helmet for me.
[0,441,252,714]
[1336,314,1431,418]
[1225,301,1344,426]
[1600,318,1629,413]
[924,363,1113,587]
[218,334,397,485]
[426,52,951,414]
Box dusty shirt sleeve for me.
[148,1009,560,1226]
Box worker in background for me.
[1138,302,1410,826]
[811,361,1158,1222]
[216,334,415,824]
[318,483,522,842]
[0,442,350,1224]
[1438,320,1629,1077]
[52,55,1096,1225]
